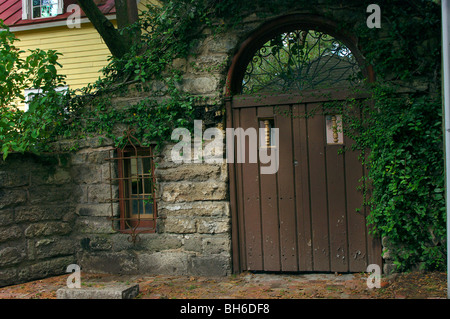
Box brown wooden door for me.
[228,91,381,273]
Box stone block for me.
[172,58,188,72]
[45,168,72,185]
[72,165,102,184]
[164,217,196,234]
[196,218,230,234]
[0,171,29,187]
[20,256,76,282]
[76,137,114,150]
[76,203,117,218]
[87,184,117,203]
[139,234,183,252]
[0,210,14,226]
[15,205,74,223]
[56,283,139,299]
[202,236,230,255]
[157,164,221,182]
[71,148,112,165]
[183,76,218,94]
[78,251,138,274]
[75,217,115,234]
[159,201,230,217]
[383,262,397,275]
[24,222,72,238]
[86,149,114,164]
[29,168,49,186]
[0,247,25,267]
[86,233,133,252]
[205,35,237,54]
[188,55,228,74]
[0,268,18,287]
[34,238,76,259]
[0,189,27,209]
[101,163,117,183]
[79,236,112,251]
[0,226,22,243]
[137,251,192,275]
[181,234,203,253]
[160,181,227,202]
[188,255,230,276]
[28,185,81,205]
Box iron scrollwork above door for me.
[241,29,363,94]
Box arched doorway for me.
[226,15,382,273]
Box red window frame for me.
[116,146,157,234]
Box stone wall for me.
[0,153,79,287]
[72,140,231,277]
[0,137,231,287]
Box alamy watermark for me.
[66,4,81,29]
[66,264,81,288]
[366,264,381,289]
[366,4,381,29]
[171,120,279,174]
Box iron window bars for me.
[241,29,362,94]
[106,131,157,243]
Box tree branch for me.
[76,0,129,58]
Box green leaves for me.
[0,20,67,159]
[360,88,446,272]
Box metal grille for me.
[242,29,362,94]
[106,130,157,243]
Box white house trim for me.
[7,14,116,32]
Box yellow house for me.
[0,0,150,110]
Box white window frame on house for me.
[24,86,68,111]
[22,0,64,20]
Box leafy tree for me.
[0,21,67,159]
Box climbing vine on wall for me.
[346,0,444,271]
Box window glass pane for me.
[32,6,41,18]
[41,5,56,17]
[131,199,153,216]
[121,150,153,218]
[142,157,152,194]
[32,0,58,18]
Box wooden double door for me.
[227,91,381,273]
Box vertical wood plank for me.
[325,140,349,272]
[258,107,281,271]
[276,105,298,271]
[239,107,264,271]
[345,132,368,272]
[233,108,247,271]
[307,104,330,272]
[227,99,241,273]
[293,104,313,271]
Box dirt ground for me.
[0,271,446,299]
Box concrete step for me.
[56,283,139,299]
